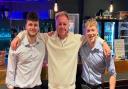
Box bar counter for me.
[0,60,128,88]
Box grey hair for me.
[55,11,69,20]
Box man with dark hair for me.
[26,12,39,21]
[6,12,45,89]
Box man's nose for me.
[33,25,37,29]
[60,24,65,28]
[88,32,93,34]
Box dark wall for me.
[57,0,79,13]
[83,0,128,17]
[83,0,109,17]
[1,0,128,17]
[57,0,128,17]
[114,0,128,12]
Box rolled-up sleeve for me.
[105,55,116,76]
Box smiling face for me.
[85,26,98,44]
[26,20,39,37]
[55,11,70,39]
[84,18,98,45]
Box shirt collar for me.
[91,37,102,51]
[54,31,69,41]
[23,35,39,47]
[85,37,101,51]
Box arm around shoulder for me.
[11,30,26,50]
[17,30,26,40]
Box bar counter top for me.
[0,60,128,85]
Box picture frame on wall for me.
[68,13,79,34]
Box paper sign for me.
[114,39,125,59]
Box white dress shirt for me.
[6,35,45,88]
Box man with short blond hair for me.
[79,18,116,89]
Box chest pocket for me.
[16,47,34,64]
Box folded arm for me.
[11,30,51,50]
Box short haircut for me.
[55,11,69,20]
[26,12,39,21]
[84,18,98,28]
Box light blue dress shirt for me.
[79,37,116,85]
